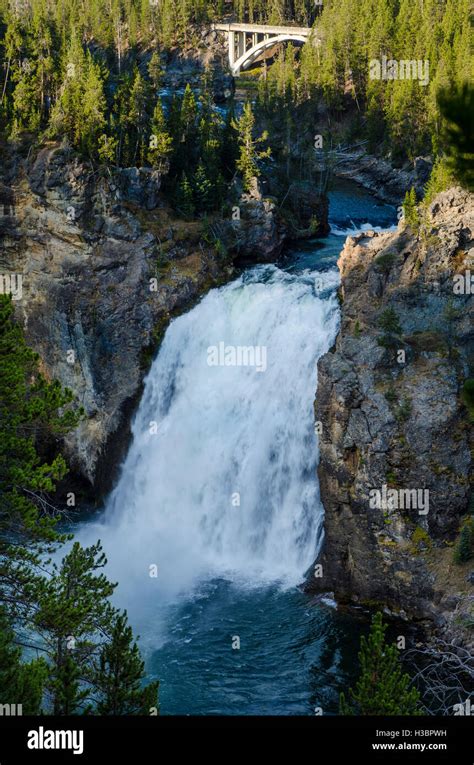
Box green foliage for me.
[32,541,116,713]
[378,307,402,336]
[0,295,158,715]
[437,84,474,192]
[374,251,397,274]
[384,384,397,404]
[0,608,47,714]
[454,519,474,564]
[395,396,412,422]
[148,51,164,91]
[411,526,431,552]
[97,133,118,166]
[175,173,195,217]
[147,99,172,173]
[0,0,469,176]
[424,157,456,205]
[0,294,82,577]
[340,612,422,715]
[48,41,107,159]
[402,188,419,230]
[314,0,471,162]
[93,611,159,715]
[192,161,213,213]
[233,101,271,192]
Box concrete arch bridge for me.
[212,22,319,76]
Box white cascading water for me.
[76,264,340,615]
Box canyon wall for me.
[312,187,473,645]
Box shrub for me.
[374,251,397,274]
[412,526,431,552]
[424,157,456,205]
[378,308,402,335]
[340,612,422,715]
[402,187,419,229]
[454,519,474,564]
[396,397,412,422]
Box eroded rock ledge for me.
[310,187,473,645]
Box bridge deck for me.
[212,22,311,36]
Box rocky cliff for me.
[335,150,432,204]
[0,144,231,494]
[311,187,473,645]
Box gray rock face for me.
[0,145,234,493]
[114,167,164,210]
[335,150,432,203]
[232,193,287,261]
[310,187,474,644]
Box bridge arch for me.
[212,23,315,77]
[232,34,307,76]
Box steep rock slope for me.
[0,144,233,492]
[312,187,473,644]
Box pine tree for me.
[93,611,159,715]
[454,520,474,564]
[80,52,107,158]
[220,104,239,178]
[378,307,402,336]
[340,612,422,715]
[171,83,198,176]
[148,51,164,92]
[128,66,151,165]
[175,173,195,217]
[98,133,118,166]
[180,83,197,142]
[192,161,213,213]
[147,99,172,173]
[437,84,474,192]
[198,76,223,180]
[113,73,133,165]
[32,541,117,714]
[48,33,88,147]
[0,294,82,622]
[48,653,86,716]
[10,54,42,135]
[402,187,419,229]
[0,608,47,714]
[232,101,270,192]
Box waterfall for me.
[76,263,340,613]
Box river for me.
[73,179,397,715]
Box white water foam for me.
[331,222,398,236]
[74,264,340,612]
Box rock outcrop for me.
[0,144,236,494]
[310,187,473,645]
[335,150,433,204]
